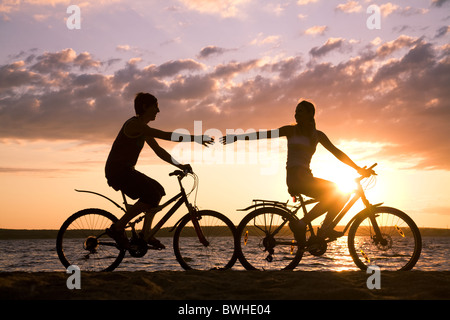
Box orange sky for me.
[0,0,449,229]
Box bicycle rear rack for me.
[252,199,290,207]
[238,196,319,213]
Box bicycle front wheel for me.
[173,210,237,270]
[56,208,126,272]
[348,206,422,271]
[236,207,303,271]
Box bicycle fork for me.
[367,211,389,247]
[187,204,210,247]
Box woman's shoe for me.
[317,227,343,241]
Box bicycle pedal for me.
[148,245,165,251]
[325,232,344,242]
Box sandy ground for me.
[0,270,449,300]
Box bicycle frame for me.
[316,175,383,236]
[75,171,209,246]
[238,164,383,240]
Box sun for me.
[312,162,359,195]
[335,176,357,194]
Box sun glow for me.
[335,176,358,194]
[311,159,359,195]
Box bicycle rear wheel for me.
[236,207,303,271]
[56,208,126,272]
[173,210,237,270]
[348,206,422,271]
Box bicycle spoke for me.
[237,208,303,271]
[348,207,421,271]
[173,210,237,270]
[56,209,125,272]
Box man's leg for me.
[115,200,151,230]
[141,208,160,241]
[107,200,153,249]
[140,208,166,249]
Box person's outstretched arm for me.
[221,125,293,144]
[317,130,368,174]
[146,136,192,172]
[124,118,213,147]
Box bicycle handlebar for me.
[169,169,192,178]
[357,163,377,181]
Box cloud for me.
[116,45,132,52]
[260,56,303,79]
[0,0,123,21]
[335,1,362,13]
[156,59,205,77]
[197,46,233,59]
[375,35,419,58]
[431,0,449,7]
[1,37,449,170]
[337,2,428,19]
[250,33,281,46]
[309,38,347,58]
[0,61,41,91]
[396,6,429,16]
[211,59,260,81]
[177,0,251,18]
[434,26,450,38]
[297,0,319,5]
[30,49,101,73]
[263,2,289,16]
[0,167,71,175]
[304,25,328,36]
[160,37,182,46]
[379,3,399,17]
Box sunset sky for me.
[0,0,449,230]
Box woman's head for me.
[295,100,317,144]
[295,100,315,124]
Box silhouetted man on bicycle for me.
[105,92,212,249]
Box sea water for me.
[0,236,448,272]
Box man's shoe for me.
[106,224,130,249]
[147,237,166,250]
[138,232,166,250]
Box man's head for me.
[134,92,158,116]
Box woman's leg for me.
[287,167,348,234]
[301,177,349,231]
[302,202,327,224]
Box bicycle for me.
[235,163,422,271]
[56,170,237,272]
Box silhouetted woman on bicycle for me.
[222,100,372,239]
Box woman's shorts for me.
[106,169,166,207]
[286,166,338,200]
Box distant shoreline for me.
[1,227,449,239]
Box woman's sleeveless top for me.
[286,127,317,169]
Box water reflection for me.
[0,236,448,272]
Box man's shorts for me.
[106,169,166,207]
